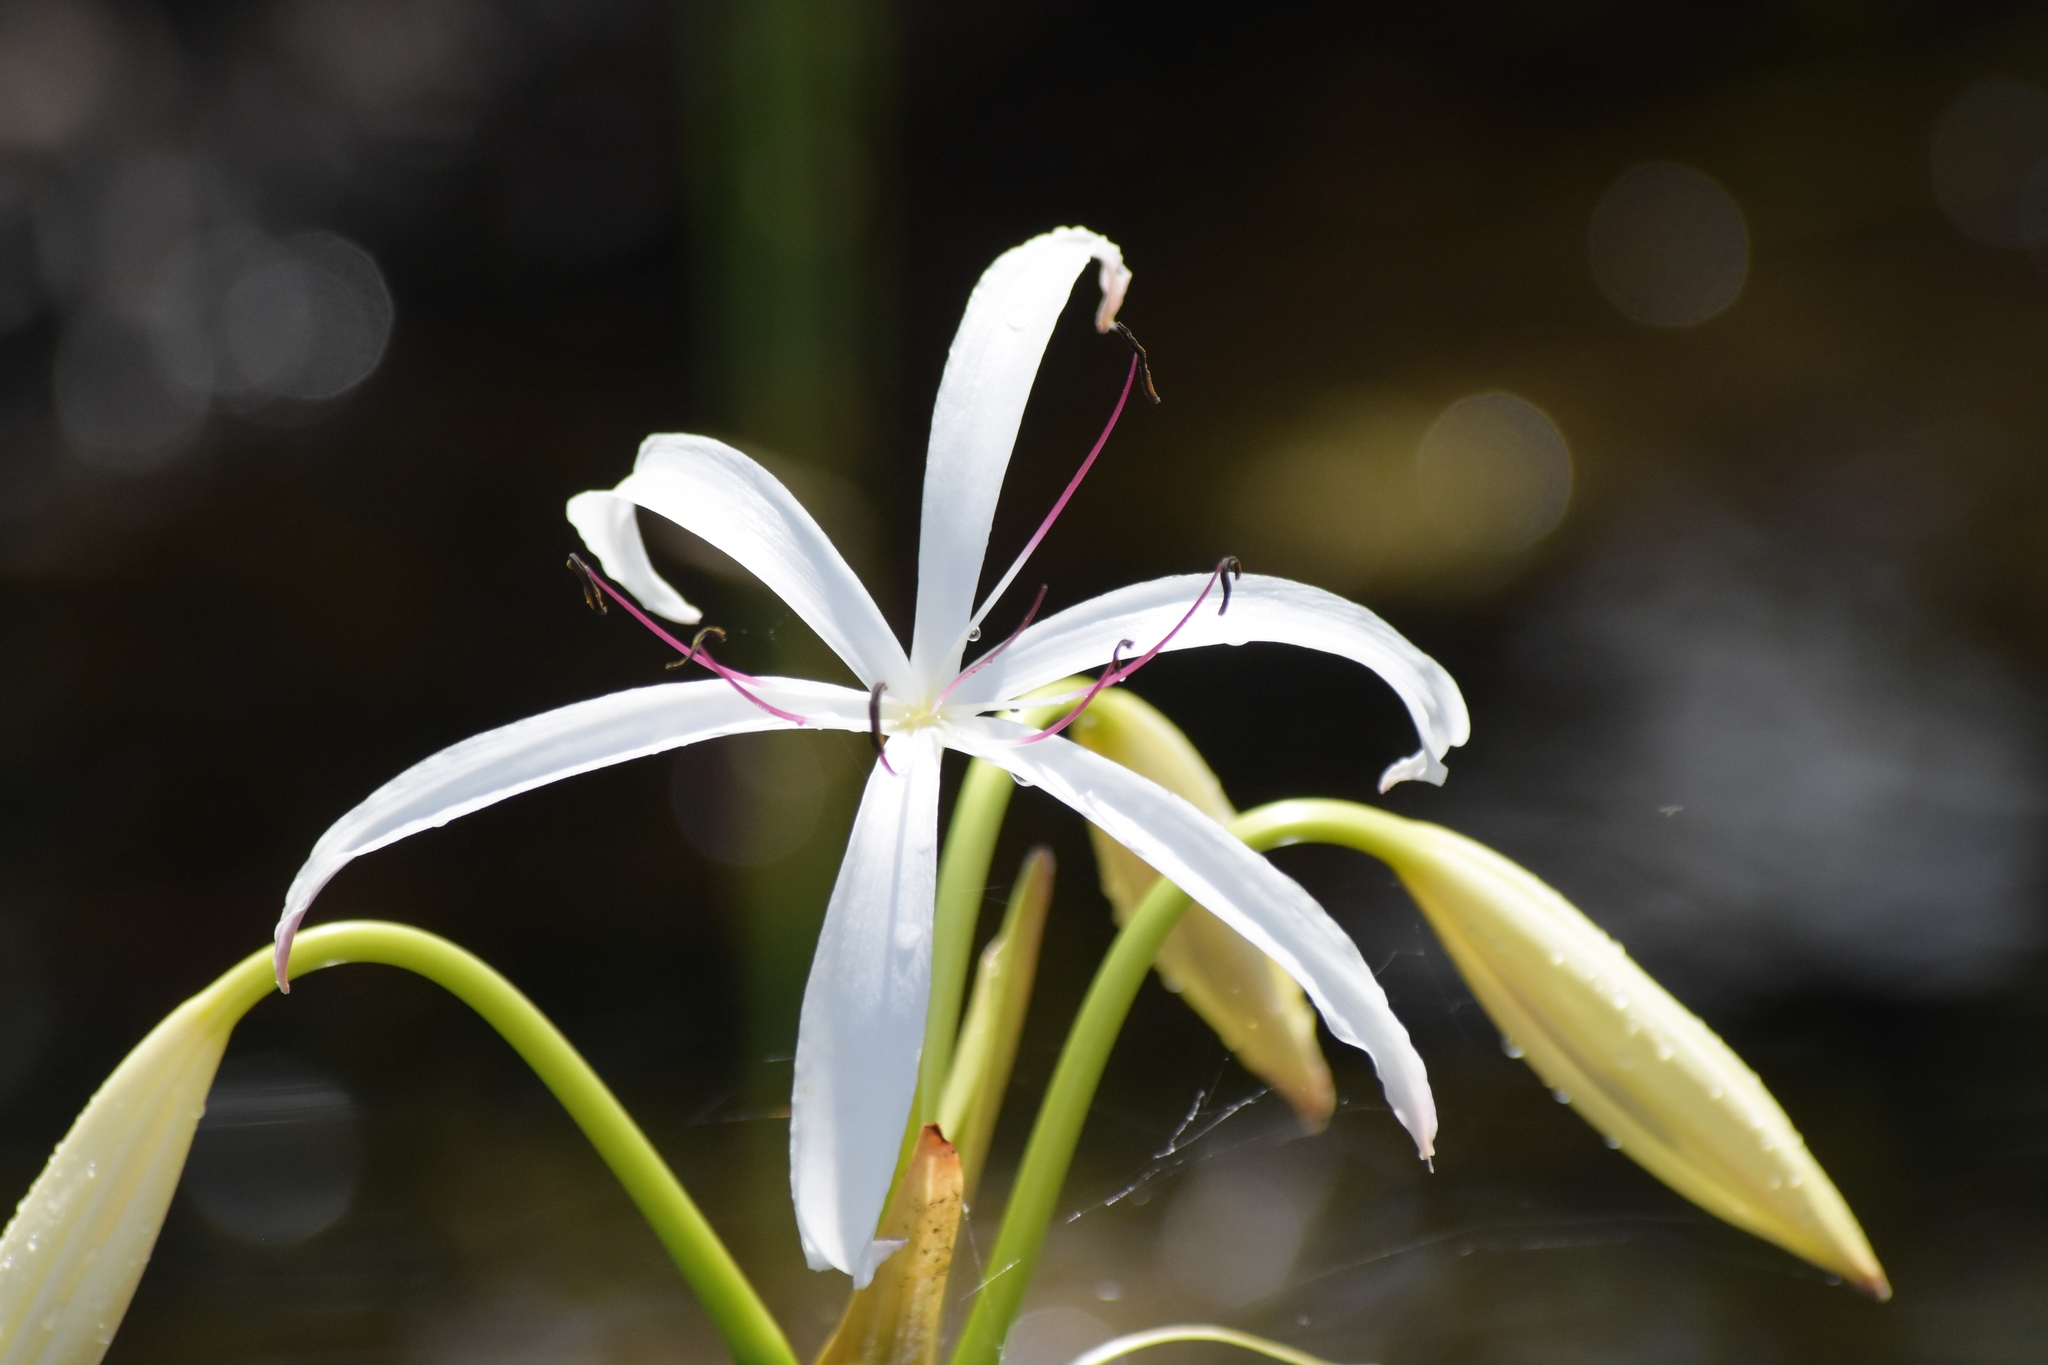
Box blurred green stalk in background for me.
[674,0,898,1074]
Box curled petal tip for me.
[1094,257,1132,333]
[852,1236,909,1290]
[1378,748,1447,793]
[272,913,303,993]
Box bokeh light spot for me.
[185,1054,362,1245]
[0,0,116,153]
[1415,391,1572,554]
[1000,1308,1115,1365]
[52,309,204,470]
[1588,161,1749,327]
[671,730,828,867]
[1929,77,2048,246]
[149,227,393,408]
[1158,1168,1315,1306]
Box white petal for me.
[565,486,702,624]
[945,717,1437,1158]
[274,678,872,976]
[790,730,945,1284]
[908,228,1131,686]
[572,434,908,689]
[1378,749,1442,792]
[954,573,1470,784]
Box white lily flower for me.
[271,227,1469,1285]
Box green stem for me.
[947,798,1413,1365]
[920,758,1016,1125]
[1070,1325,1343,1365]
[238,922,798,1365]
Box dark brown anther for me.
[868,682,897,774]
[567,553,608,614]
[664,625,727,670]
[1111,322,1161,404]
[1217,555,1242,615]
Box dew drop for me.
[1604,1135,1623,1149]
[1549,951,1565,966]
[24,1236,37,1253]
[1552,1088,1572,1104]
[966,625,982,642]
[1500,1036,1525,1059]
[1009,772,1034,788]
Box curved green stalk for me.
[947,800,1402,1365]
[1070,1325,1349,1365]
[244,922,798,1365]
[921,758,1016,1124]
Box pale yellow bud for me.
[1068,688,1335,1132]
[1377,814,1889,1299]
[0,969,263,1364]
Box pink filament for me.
[938,583,1049,708]
[580,562,810,725]
[1022,558,1239,744]
[965,353,1139,642]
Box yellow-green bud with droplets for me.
[1239,798,1890,1299]
[0,964,267,1365]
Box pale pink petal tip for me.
[272,914,301,993]
[1094,258,1132,332]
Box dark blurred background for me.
[3,1,2047,1361]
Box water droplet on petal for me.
[966,625,982,642]
[1552,1088,1571,1104]
[1500,1036,1524,1059]
[1604,1135,1623,1149]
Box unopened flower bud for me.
[1359,811,1889,1299]
[1067,688,1336,1132]
[815,1125,964,1365]
[0,968,263,1364]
